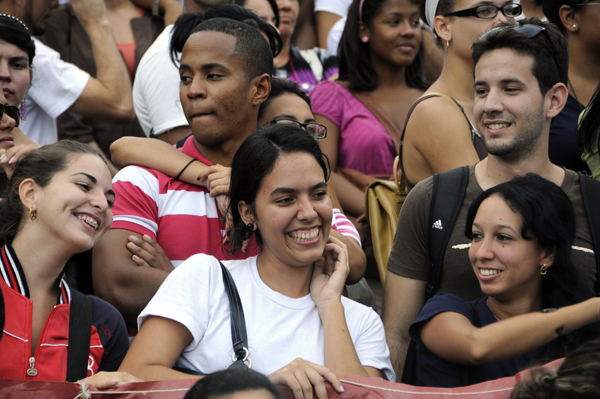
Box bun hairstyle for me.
[511,339,600,399]
[0,141,106,246]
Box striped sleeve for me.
[111,166,160,239]
[332,209,361,247]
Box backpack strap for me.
[579,173,600,295]
[219,261,250,369]
[426,166,470,299]
[66,290,92,382]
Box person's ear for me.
[251,74,271,106]
[18,178,37,215]
[541,248,556,269]
[545,83,569,119]
[358,22,370,43]
[558,5,578,33]
[238,201,256,226]
[434,15,452,43]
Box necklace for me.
[568,79,585,110]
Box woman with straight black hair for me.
[311,0,428,219]
[184,368,281,399]
[578,83,600,180]
[407,174,600,387]
[119,125,394,396]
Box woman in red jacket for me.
[0,140,138,387]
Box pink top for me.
[311,81,397,175]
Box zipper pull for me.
[27,357,38,377]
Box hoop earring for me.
[446,40,449,52]
[29,205,36,221]
[540,264,547,275]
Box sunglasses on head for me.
[479,23,546,41]
[0,103,20,127]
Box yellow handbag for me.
[364,156,407,285]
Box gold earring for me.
[446,40,449,51]
[29,205,36,221]
[540,264,547,275]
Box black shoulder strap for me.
[219,261,250,369]
[426,166,470,299]
[579,173,600,295]
[66,290,93,382]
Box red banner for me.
[0,359,562,399]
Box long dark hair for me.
[465,174,600,350]
[578,83,600,157]
[0,141,107,247]
[338,0,427,91]
[228,125,330,253]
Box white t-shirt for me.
[21,38,90,145]
[327,17,346,55]
[314,0,352,17]
[132,25,188,137]
[139,254,395,381]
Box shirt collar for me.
[0,243,71,304]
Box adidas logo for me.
[432,219,443,230]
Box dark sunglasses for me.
[445,3,522,19]
[0,103,20,128]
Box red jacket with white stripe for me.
[0,244,129,381]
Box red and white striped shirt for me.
[111,137,360,267]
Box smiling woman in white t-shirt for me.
[118,125,395,397]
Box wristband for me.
[175,159,197,180]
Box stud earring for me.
[572,24,577,29]
[361,36,369,43]
[29,205,36,221]
[540,264,548,275]
[246,222,254,231]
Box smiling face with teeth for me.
[242,151,332,270]
[473,48,557,163]
[29,154,114,254]
[468,194,553,302]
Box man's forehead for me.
[181,30,239,61]
[475,48,535,82]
